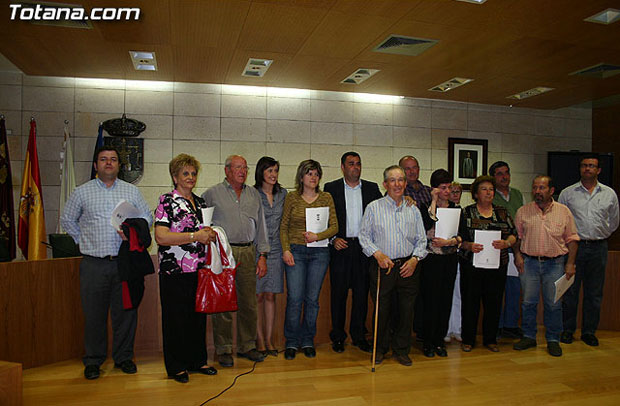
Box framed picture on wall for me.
[448,138,488,190]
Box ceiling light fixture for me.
[429,77,474,92]
[584,8,620,25]
[341,68,380,84]
[455,0,487,4]
[129,51,157,71]
[242,58,273,78]
[506,87,554,100]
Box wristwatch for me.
[190,232,195,241]
[259,252,268,259]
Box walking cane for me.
[371,264,392,372]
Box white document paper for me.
[435,208,461,239]
[110,200,139,230]
[201,207,214,227]
[507,252,519,277]
[305,207,329,247]
[473,230,501,269]
[554,273,575,303]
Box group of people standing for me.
[60,145,618,382]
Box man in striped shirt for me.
[513,175,579,357]
[359,165,427,366]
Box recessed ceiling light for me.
[242,58,273,78]
[129,51,157,71]
[341,68,380,84]
[584,8,620,25]
[455,0,487,4]
[429,77,474,92]
[507,87,554,100]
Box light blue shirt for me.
[60,178,153,257]
[344,181,362,238]
[558,181,619,240]
[359,195,427,260]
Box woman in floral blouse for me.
[154,154,217,383]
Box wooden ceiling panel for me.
[236,2,328,54]
[298,10,397,59]
[1,0,620,108]
[251,0,336,9]
[331,0,421,18]
[276,54,349,90]
[170,0,250,47]
[173,46,235,83]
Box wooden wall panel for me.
[0,361,22,406]
[592,103,620,251]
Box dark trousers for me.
[460,260,506,346]
[370,259,420,356]
[80,255,137,367]
[421,254,458,347]
[159,272,207,376]
[329,238,370,343]
[562,240,608,336]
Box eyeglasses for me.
[580,163,598,169]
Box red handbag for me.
[195,233,238,314]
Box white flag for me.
[57,123,76,233]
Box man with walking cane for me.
[359,165,427,367]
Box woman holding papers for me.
[419,169,463,358]
[154,154,218,383]
[445,182,464,343]
[458,175,517,353]
[253,157,287,357]
[280,159,338,360]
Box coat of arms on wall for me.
[102,114,146,184]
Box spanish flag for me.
[18,119,46,260]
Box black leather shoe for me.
[581,334,599,347]
[353,340,372,353]
[114,360,137,374]
[435,346,448,357]
[423,346,435,358]
[547,341,562,357]
[237,349,265,362]
[302,346,316,358]
[513,337,537,351]
[218,353,234,367]
[84,365,100,380]
[284,348,296,360]
[332,340,345,353]
[560,331,574,344]
[394,354,412,366]
[191,366,217,375]
[170,371,189,383]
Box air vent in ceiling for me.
[242,58,273,78]
[429,77,474,92]
[584,8,620,25]
[16,2,93,29]
[373,35,439,56]
[570,63,620,79]
[507,87,554,100]
[455,0,487,4]
[341,68,380,84]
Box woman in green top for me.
[280,159,338,360]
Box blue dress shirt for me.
[359,195,427,260]
[60,178,153,257]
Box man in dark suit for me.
[324,152,382,353]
